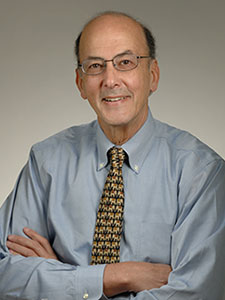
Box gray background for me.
[1,0,225,206]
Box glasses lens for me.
[82,59,105,74]
[114,54,138,71]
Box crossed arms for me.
[1,148,225,299]
[6,227,171,297]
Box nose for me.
[101,61,121,89]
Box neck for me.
[98,114,148,146]
[104,126,134,145]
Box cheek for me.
[83,78,100,98]
[127,73,151,99]
[122,75,140,94]
[140,71,152,96]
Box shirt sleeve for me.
[0,148,105,300]
[133,159,225,299]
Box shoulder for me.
[155,120,221,160]
[152,119,225,210]
[30,120,98,165]
[153,118,223,167]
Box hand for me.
[103,261,172,297]
[7,227,58,260]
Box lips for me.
[103,96,127,102]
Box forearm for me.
[103,256,225,300]
[103,263,130,297]
[103,229,225,300]
[103,262,171,298]
[0,253,105,300]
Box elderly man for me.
[0,11,225,300]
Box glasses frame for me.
[78,53,151,75]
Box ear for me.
[75,69,87,100]
[149,59,160,93]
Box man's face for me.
[76,15,159,136]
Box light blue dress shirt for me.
[0,109,225,300]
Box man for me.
[0,11,225,300]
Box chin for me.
[106,119,132,128]
[104,112,132,125]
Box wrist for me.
[103,263,131,297]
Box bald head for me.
[75,12,156,64]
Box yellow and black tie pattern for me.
[91,147,126,265]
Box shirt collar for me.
[96,108,155,174]
[96,123,114,171]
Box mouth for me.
[102,96,128,103]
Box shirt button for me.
[134,165,139,172]
[100,163,104,168]
[83,293,89,299]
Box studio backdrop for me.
[1,0,225,206]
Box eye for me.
[89,63,102,69]
[115,55,137,70]
[120,59,132,65]
[83,59,104,74]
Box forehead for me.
[79,15,148,60]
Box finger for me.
[23,228,57,257]
[8,234,38,249]
[7,234,45,257]
[6,240,38,257]
[9,249,23,256]
[7,230,58,260]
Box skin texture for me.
[7,228,58,260]
[76,14,159,145]
[7,14,171,297]
[103,262,171,297]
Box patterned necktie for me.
[91,147,126,265]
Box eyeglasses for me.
[78,53,151,75]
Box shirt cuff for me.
[75,264,106,300]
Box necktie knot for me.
[109,147,125,169]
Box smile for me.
[103,96,127,102]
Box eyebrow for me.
[84,50,134,61]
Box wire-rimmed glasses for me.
[78,53,151,75]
